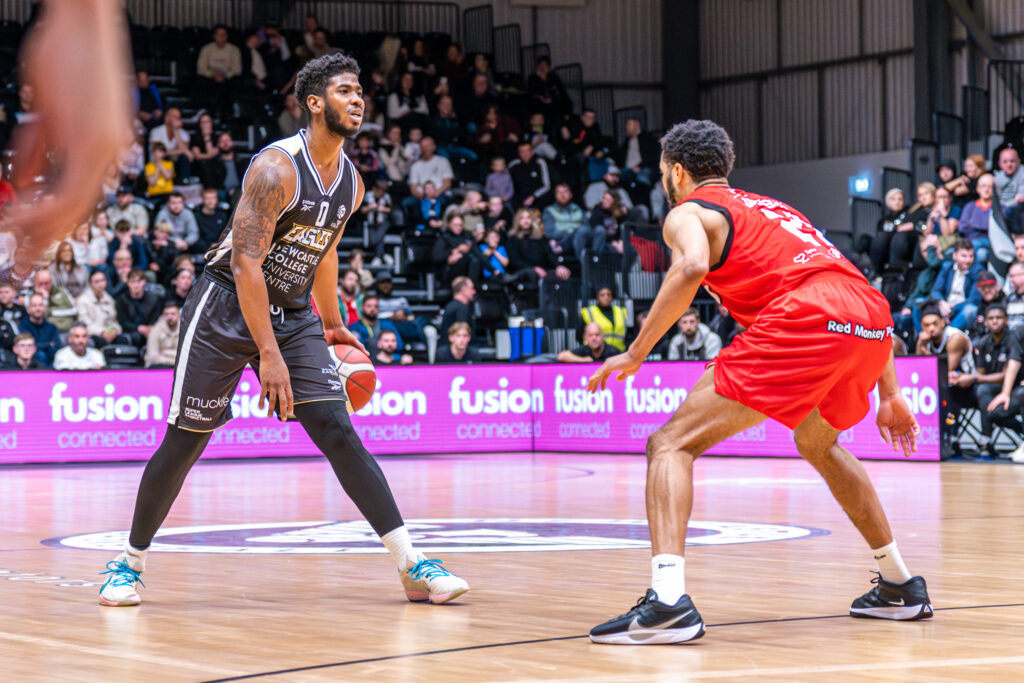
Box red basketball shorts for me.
[713,273,894,430]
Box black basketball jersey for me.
[204,130,358,309]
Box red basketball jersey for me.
[683,185,869,329]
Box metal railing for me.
[553,63,583,115]
[462,4,492,56]
[583,87,615,140]
[932,111,965,169]
[881,166,912,201]
[963,85,989,160]
[909,138,938,191]
[492,24,521,77]
[988,60,1024,137]
[850,197,883,249]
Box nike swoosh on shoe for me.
[629,608,695,631]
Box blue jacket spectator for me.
[930,240,985,330]
[20,293,60,366]
[348,295,404,351]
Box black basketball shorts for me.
[167,274,345,431]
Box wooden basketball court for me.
[2,452,1023,681]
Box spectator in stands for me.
[526,56,570,121]
[865,188,912,278]
[509,140,552,209]
[708,305,739,348]
[308,29,341,58]
[561,108,602,166]
[439,43,471,92]
[145,302,181,368]
[475,105,522,158]
[263,29,298,94]
[617,117,660,187]
[445,189,488,235]
[5,332,41,370]
[145,142,176,199]
[352,132,381,186]
[53,322,105,371]
[0,223,14,273]
[302,14,319,51]
[906,182,936,233]
[961,303,1018,457]
[952,153,986,208]
[476,228,508,279]
[524,112,559,160]
[374,329,414,366]
[108,219,150,270]
[483,158,513,204]
[149,108,192,179]
[107,185,150,235]
[190,113,219,180]
[958,173,994,267]
[278,93,305,138]
[146,222,180,285]
[70,216,110,268]
[196,25,242,116]
[387,72,429,132]
[349,294,400,351]
[373,272,432,351]
[408,180,448,232]
[894,234,944,338]
[459,73,496,129]
[337,269,362,327]
[32,270,77,334]
[557,322,620,363]
[668,307,723,361]
[576,190,628,259]
[435,321,479,364]
[134,70,164,129]
[403,127,424,164]
[104,248,135,298]
[118,130,147,186]
[0,280,26,331]
[441,276,476,337]
[76,270,123,348]
[155,192,199,252]
[49,240,89,298]
[360,180,394,265]
[926,186,961,247]
[428,95,473,161]
[483,195,512,232]
[407,137,454,205]
[508,208,570,284]
[930,239,984,330]
[918,301,974,444]
[194,187,229,254]
[116,269,162,348]
[1005,261,1024,328]
[580,286,627,352]
[583,164,635,211]
[0,315,14,354]
[0,246,38,294]
[967,271,1007,339]
[203,132,245,198]
[20,294,59,366]
[995,147,1024,234]
[378,124,410,182]
[242,31,268,94]
[434,213,478,284]
[346,249,374,291]
[163,269,193,309]
[543,183,585,255]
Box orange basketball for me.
[330,344,376,412]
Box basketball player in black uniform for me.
[99,55,468,606]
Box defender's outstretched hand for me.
[876,393,920,458]
[587,352,643,393]
[7,0,133,258]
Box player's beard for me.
[663,177,681,207]
[323,99,360,138]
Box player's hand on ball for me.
[258,352,294,422]
[324,326,367,355]
[587,351,643,392]
[876,394,920,458]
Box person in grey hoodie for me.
[667,307,722,361]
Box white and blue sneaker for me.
[98,554,144,606]
[400,557,469,604]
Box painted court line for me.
[0,630,240,677]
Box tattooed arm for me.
[230,149,296,419]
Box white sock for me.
[651,554,686,604]
[381,526,419,570]
[123,541,147,573]
[872,540,912,583]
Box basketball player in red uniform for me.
[587,120,931,645]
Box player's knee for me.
[793,430,829,461]
[645,429,695,465]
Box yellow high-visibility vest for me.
[580,304,627,351]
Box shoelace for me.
[100,559,145,588]
[612,593,652,620]
[409,558,451,581]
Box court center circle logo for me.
[45,519,827,554]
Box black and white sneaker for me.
[850,574,933,621]
[590,589,706,645]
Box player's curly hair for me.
[660,119,735,181]
[295,53,361,114]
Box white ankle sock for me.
[872,540,912,583]
[381,526,419,570]
[651,554,686,604]
[123,542,147,573]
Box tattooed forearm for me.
[233,162,287,260]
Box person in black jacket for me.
[115,269,162,349]
[440,276,476,337]
[432,213,480,284]
[201,132,248,198]
[508,140,552,209]
[507,208,571,285]
[435,321,481,364]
